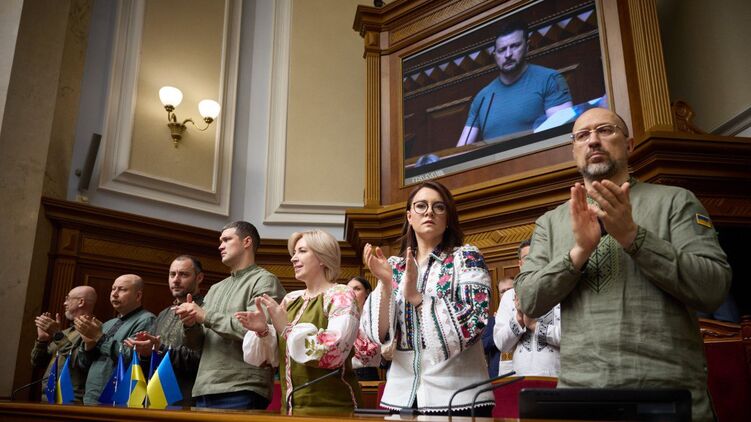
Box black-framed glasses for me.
[570,124,624,143]
[412,200,447,215]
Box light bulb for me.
[159,86,183,107]
[198,99,221,119]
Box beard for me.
[579,153,623,182]
[499,59,523,75]
[65,310,74,321]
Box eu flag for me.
[146,350,182,408]
[56,354,74,404]
[44,353,59,403]
[99,353,130,405]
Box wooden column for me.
[625,0,673,132]
[364,31,381,207]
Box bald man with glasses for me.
[31,285,97,403]
[515,107,731,421]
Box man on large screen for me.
[456,20,573,146]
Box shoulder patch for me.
[695,213,713,228]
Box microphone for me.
[447,370,515,418]
[469,376,525,418]
[460,96,485,146]
[287,367,343,414]
[479,92,496,136]
[11,376,50,400]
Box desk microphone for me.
[287,367,343,414]
[460,96,485,146]
[469,376,525,418]
[447,370,515,418]
[11,376,50,400]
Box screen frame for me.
[397,0,611,186]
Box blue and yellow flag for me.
[45,353,59,403]
[146,350,182,408]
[127,351,147,407]
[56,354,74,404]
[147,347,161,382]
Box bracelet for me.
[257,326,270,338]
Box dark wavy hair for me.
[398,181,463,257]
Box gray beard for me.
[580,160,618,182]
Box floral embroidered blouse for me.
[360,244,494,412]
[242,284,362,414]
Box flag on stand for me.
[99,352,130,405]
[147,346,162,382]
[44,353,59,403]
[55,354,75,404]
[127,351,147,407]
[146,350,182,408]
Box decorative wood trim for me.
[672,100,705,134]
[624,0,673,132]
[98,0,239,216]
[700,318,741,343]
[389,0,489,46]
[364,51,382,207]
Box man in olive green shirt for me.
[76,274,155,404]
[175,221,286,409]
[31,285,97,403]
[515,108,731,421]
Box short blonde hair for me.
[287,230,341,282]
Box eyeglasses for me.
[411,200,447,215]
[570,124,624,143]
[64,295,82,302]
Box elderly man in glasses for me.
[31,285,97,403]
[515,107,731,421]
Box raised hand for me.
[74,315,103,349]
[587,180,638,248]
[569,182,601,270]
[124,331,161,357]
[364,243,392,291]
[522,314,537,332]
[259,295,288,334]
[172,293,205,327]
[402,247,422,306]
[35,312,61,341]
[234,297,269,333]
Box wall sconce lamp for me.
[159,86,221,147]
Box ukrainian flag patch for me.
[695,213,713,228]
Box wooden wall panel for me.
[42,198,362,323]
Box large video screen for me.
[402,0,607,184]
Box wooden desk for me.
[0,402,509,422]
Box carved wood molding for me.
[624,0,673,132]
[672,100,705,134]
[389,0,489,46]
[365,52,381,207]
[700,318,741,343]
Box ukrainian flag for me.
[127,351,147,407]
[146,350,182,408]
[56,354,74,404]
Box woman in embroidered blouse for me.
[237,230,362,415]
[361,180,494,416]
